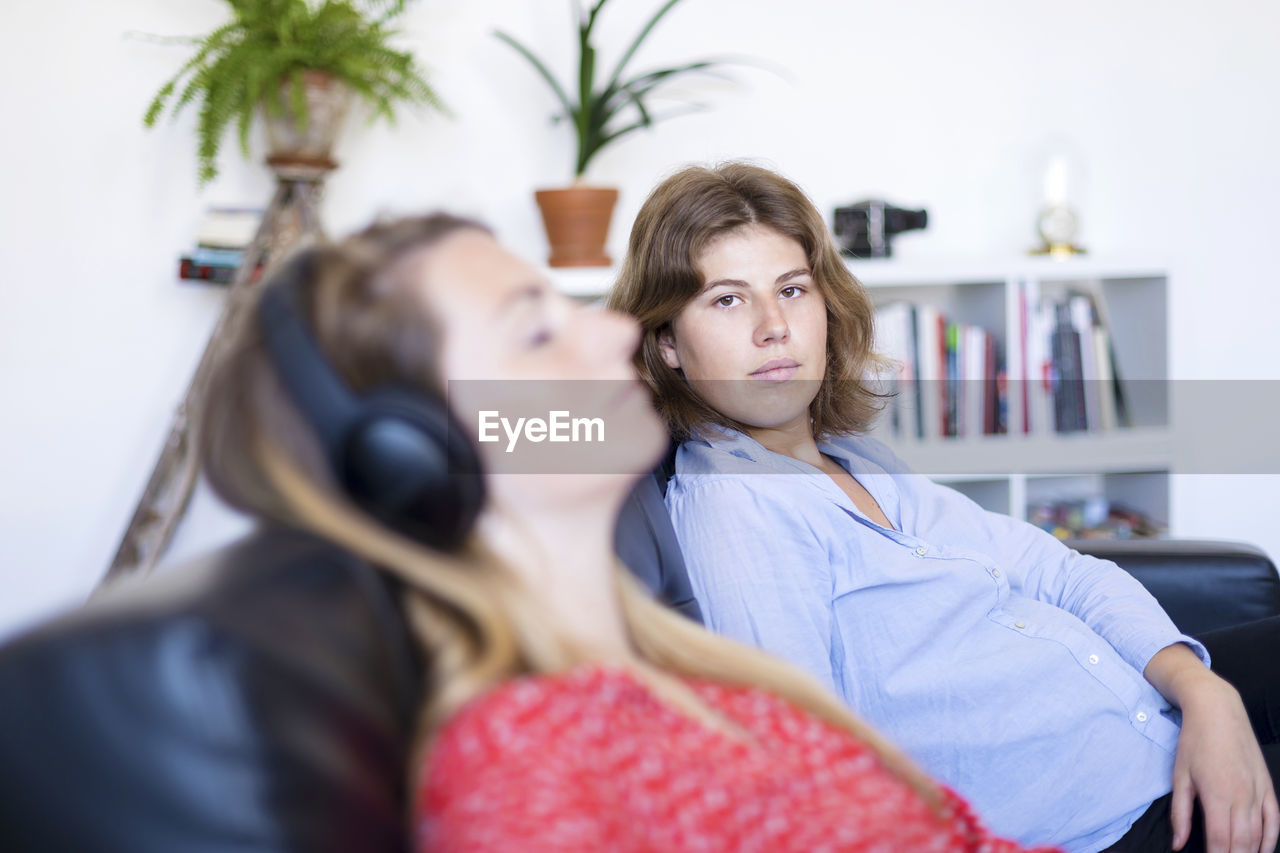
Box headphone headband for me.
[254,248,485,551]
[256,250,361,461]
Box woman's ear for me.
[658,327,681,370]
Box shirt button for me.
[1136,712,1149,722]
[915,546,927,556]
[1015,621,1026,629]
[1088,654,1099,665]
[992,569,1002,578]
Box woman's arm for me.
[974,504,1209,671]
[1144,644,1279,853]
[995,513,1214,680]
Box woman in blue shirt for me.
[608,162,1280,853]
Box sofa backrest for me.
[0,528,420,852]
[1064,538,1280,636]
[615,469,702,621]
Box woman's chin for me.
[696,383,820,435]
[725,407,814,434]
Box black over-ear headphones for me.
[255,248,485,551]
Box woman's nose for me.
[754,301,790,346]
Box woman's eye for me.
[780,285,803,298]
[715,294,740,308]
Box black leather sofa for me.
[1,475,1277,852]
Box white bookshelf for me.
[850,257,1171,533]
[549,256,1173,533]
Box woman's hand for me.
[1146,643,1279,853]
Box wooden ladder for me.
[99,163,331,588]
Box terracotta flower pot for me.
[534,186,619,268]
[262,70,351,171]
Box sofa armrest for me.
[1065,538,1280,636]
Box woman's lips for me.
[750,359,800,381]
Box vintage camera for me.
[833,200,929,258]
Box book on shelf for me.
[1069,294,1101,432]
[178,254,265,285]
[872,301,918,438]
[1093,324,1118,430]
[872,301,1006,441]
[1050,301,1087,432]
[178,246,266,285]
[195,207,264,250]
[917,304,943,440]
[188,246,246,267]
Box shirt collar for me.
[685,426,903,531]
[690,425,882,476]
[687,426,816,475]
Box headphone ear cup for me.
[338,390,485,552]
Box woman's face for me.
[412,229,667,486]
[660,224,828,436]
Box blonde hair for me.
[608,162,891,441]
[199,212,942,813]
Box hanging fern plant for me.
[143,0,446,185]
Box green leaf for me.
[142,80,176,127]
[494,30,575,119]
[601,0,682,99]
[596,103,706,150]
[583,0,609,37]
[599,59,718,124]
[577,39,595,170]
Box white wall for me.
[2,0,1278,637]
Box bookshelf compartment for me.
[1023,471,1169,539]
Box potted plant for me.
[143,0,446,185]
[496,0,733,267]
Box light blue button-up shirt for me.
[666,428,1209,853]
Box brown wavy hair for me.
[608,162,889,441]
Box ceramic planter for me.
[534,186,619,268]
[262,71,351,170]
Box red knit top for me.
[416,665,1060,852]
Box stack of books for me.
[178,207,265,284]
[872,302,1006,441]
[1018,283,1127,435]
